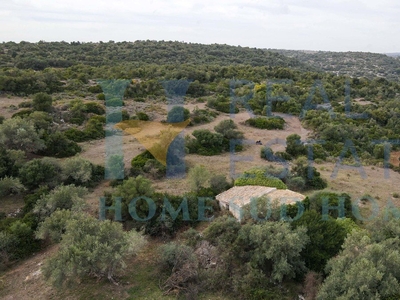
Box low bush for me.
[245,116,285,130]
[167,106,190,123]
[41,132,81,158]
[88,85,103,93]
[0,176,26,197]
[63,128,86,142]
[62,157,93,186]
[131,150,165,178]
[136,111,149,121]
[18,101,33,108]
[84,102,105,115]
[210,174,232,194]
[19,158,63,190]
[189,108,217,125]
[260,147,274,160]
[96,93,105,100]
[186,129,224,156]
[11,109,33,119]
[64,116,105,142]
[234,168,287,189]
[207,97,239,113]
[0,220,40,264]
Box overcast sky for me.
[1,0,400,53]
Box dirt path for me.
[0,96,29,119]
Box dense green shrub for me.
[214,119,244,151]
[317,227,400,299]
[292,210,347,272]
[275,151,293,161]
[18,101,33,108]
[136,111,149,121]
[260,146,274,160]
[33,184,88,221]
[0,220,40,263]
[186,129,224,155]
[181,228,203,247]
[19,158,63,190]
[291,157,327,190]
[35,209,74,243]
[68,99,86,125]
[11,109,33,118]
[158,242,196,273]
[121,110,130,120]
[131,150,165,178]
[0,147,20,178]
[188,165,210,192]
[88,85,103,93]
[187,80,207,97]
[207,96,239,113]
[167,106,190,123]
[41,132,81,158]
[23,186,49,214]
[41,215,146,287]
[285,134,307,158]
[105,97,124,107]
[0,116,4,124]
[131,150,156,174]
[62,157,93,186]
[234,168,287,189]
[27,111,53,131]
[245,116,285,129]
[32,92,52,112]
[106,111,122,123]
[63,128,86,142]
[210,174,232,194]
[90,164,105,186]
[216,101,239,114]
[189,107,217,125]
[286,176,306,191]
[0,176,25,197]
[96,93,105,100]
[84,102,105,115]
[204,216,309,291]
[64,116,104,142]
[304,191,353,219]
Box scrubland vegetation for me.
[1,41,400,299]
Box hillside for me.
[0,40,313,70]
[271,49,400,81]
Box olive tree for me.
[317,230,400,300]
[19,157,62,190]
[33,184,87,221]
[42,214,147,286]
[62,156,92,185]
[0,118,45,153]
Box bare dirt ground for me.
[311,162,400,207]
[0,96,29,119]
[0,246,58,300]
[1,195,24,216]
[390,151,400,167]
